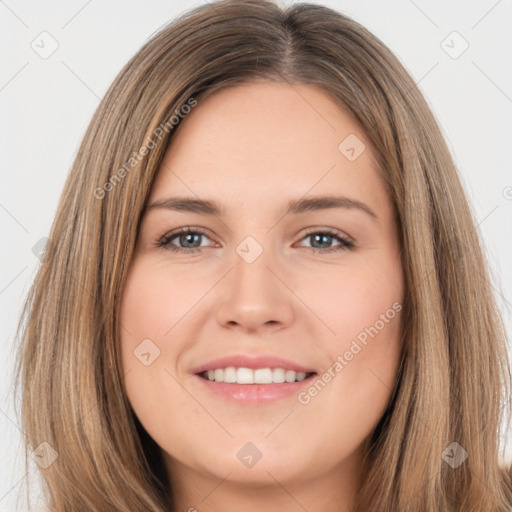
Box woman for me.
[15,0,512,510]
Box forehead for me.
[150,81,388,215]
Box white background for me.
[1,0,511,509]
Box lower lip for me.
[193,374,316,403]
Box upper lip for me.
[191,354,317,374]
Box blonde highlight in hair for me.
[14,0,512,510]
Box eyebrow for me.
[146,195,377,220]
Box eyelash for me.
[156,226,355,254]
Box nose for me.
[215,243,295,334]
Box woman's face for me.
[119,82,404,498]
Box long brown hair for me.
[14,0,512,510]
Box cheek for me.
[296,252,403,349]
[294,253,403,429]
[118,260,205,400]
[119,259,214,356]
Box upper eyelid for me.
[165,226,215,240]
[159,226,215,244]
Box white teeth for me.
[254,368,272,384]
[285,370,296,383]
[272,368,285,383]
[224,367,237,383]
[236,367,254,384]
[202,367,312,384]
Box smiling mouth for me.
[197,367,317,384]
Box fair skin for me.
[119,81,404,512]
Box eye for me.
[156,227,215,253]
[296,228,355,253]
